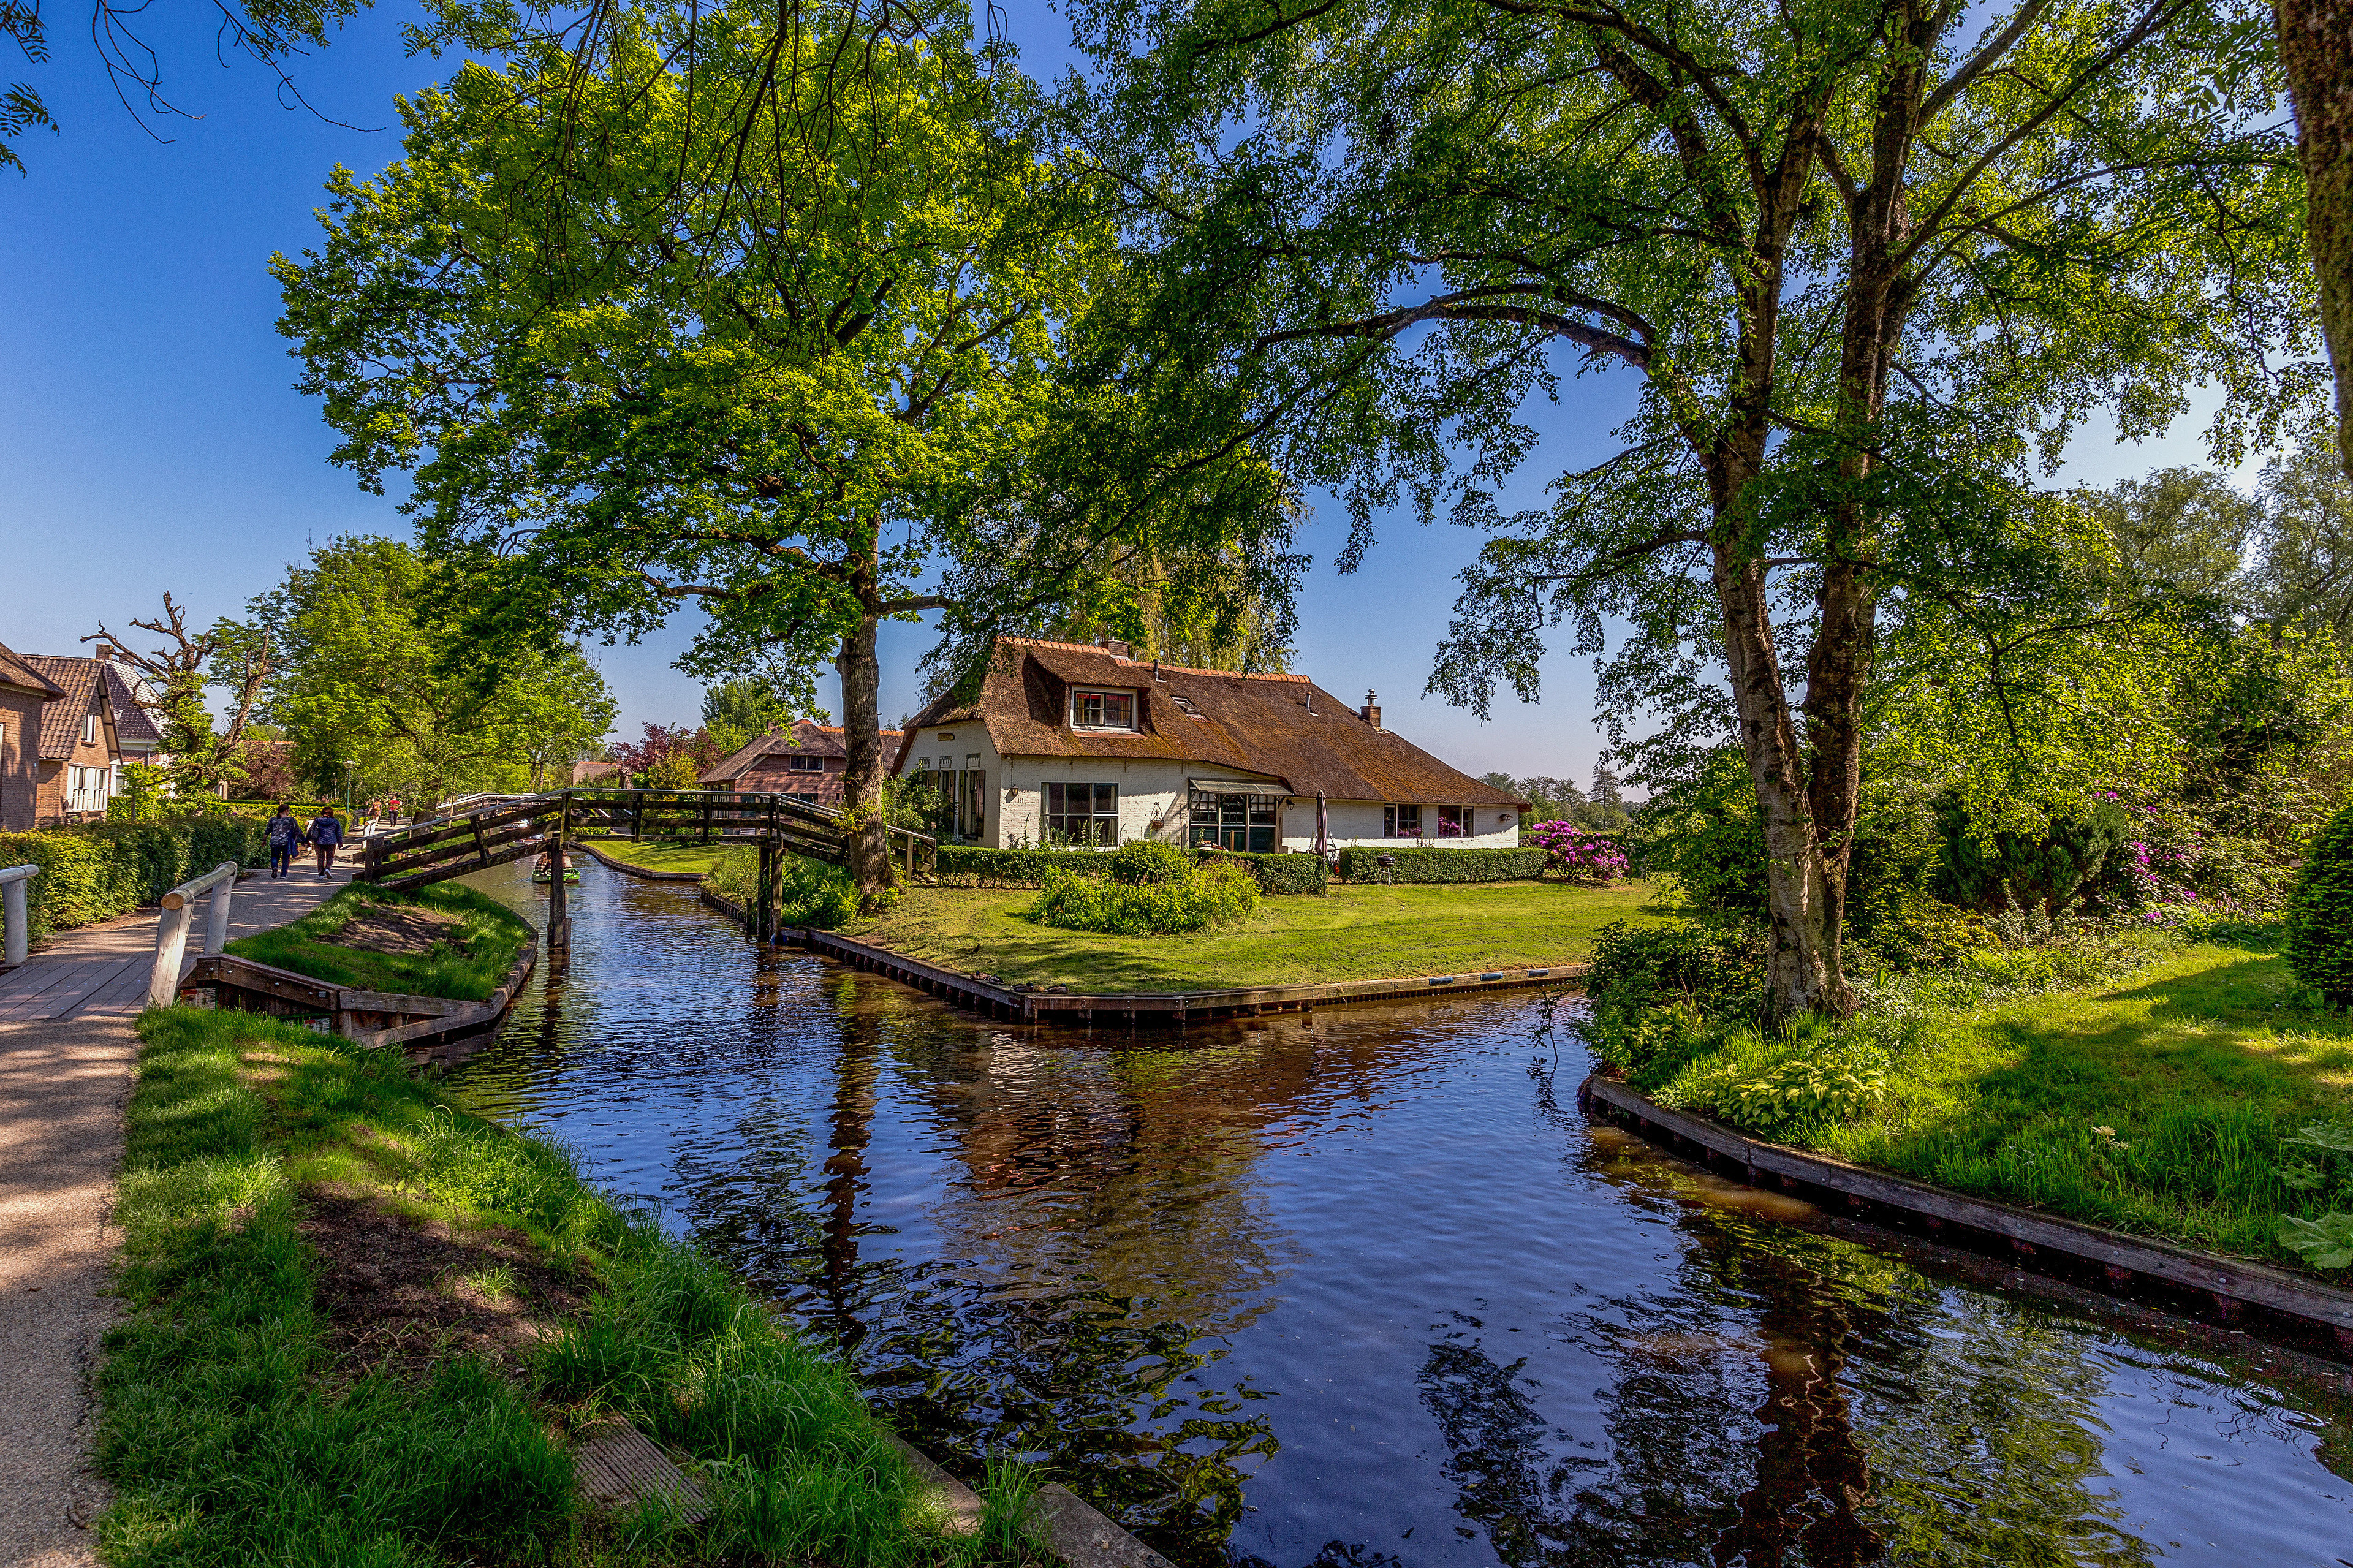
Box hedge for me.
[931,846,1121,886]
[1333,846,1550,884]
[1199,847,1328,895]
[933,842,1330,893]
[0,817,271,945]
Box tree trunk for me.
[835,608,893,908]
[2278,0,2353,477]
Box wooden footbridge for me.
[357,789,932,942]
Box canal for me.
[449,860,2353,1566]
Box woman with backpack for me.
[266,805,301,879]
[306,805,346,877]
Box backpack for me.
[268,816,300,847]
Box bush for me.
[2286,801,2353,1006]
[1578,920,1762,1076]
[1527,821,1629,882]
[1027,862,1259,935]
[932,845,1114,887]
[1110,838,1193,885]
[1627,748,1769,908]
[703,846,858,928]
[1202,847,1329,895]
[1932,792,2133,915]
[1661,1027,1893,1138]
[1333,846,1549,883]
[0,816,270,944]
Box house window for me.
[1384,804,1422,838]
[787,754,824,773]
[1045,782,1118,845]
[1189,787,1277,853]
[82,713,97,746]
[1436,805,1468,838]
[1070,689,1136,731]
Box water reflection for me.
[446,863,2353,1566]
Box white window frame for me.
[1069,688,1137,732]
[82,713,98,746]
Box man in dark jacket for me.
[267,805,302,879]
[306,806,345,877]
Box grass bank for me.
[1612,928,2353,1276]
[844,878,1672,991]
[225,881,534,1001]
[102,1006,1042,1566]
[582,839,733,877]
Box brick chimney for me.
[1361,689,1381,730]
[94,642,113,662]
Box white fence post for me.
[148,861,240,1009]
[0,865,37,968]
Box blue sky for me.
[0,0,2253,788]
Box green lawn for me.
[225,882,534,1001]
[845,877,1676,991]
[579,837,731,876]
[1643,935,2353,1272]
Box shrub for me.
[2286,801,2353,1006]
[1932,792,2132,915]
[1202,847,1329,895]
[1027,862,1259,935]
[1662,1029,1893,1137]
[1578,920,1762,1077]
[1527,821,1629,882]
[1333,846,1549,883]
[1626,748,1769,909]
[1110,838,1194,885]
[932,845,1113,886]
[702,846,858,928]
[0,816,270,943]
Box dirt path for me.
[0,862,350,1567]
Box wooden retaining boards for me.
[1582,1074,2353,1354]
[576,843,705,881]
[800,927,1586,1023]
[179,938,539,1051]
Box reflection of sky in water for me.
[448,862,2353,1567]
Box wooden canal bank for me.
[1582,1074,2353,1361]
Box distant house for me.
[89,643,165,776]
[16,651,129,825]
[699,721,907,806]
[0,642,65,832]
[569,757,625,787]
[890,637,1526,851]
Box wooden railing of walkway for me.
[356,788,934,944]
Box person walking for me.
[306,805,345,877]
[265,804,302,879]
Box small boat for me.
[532,854,580,885]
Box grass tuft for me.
[224,881,533,1001]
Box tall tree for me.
[1069,0,2315,1015]
[276,0,1295,905]
[2274,0,2353,475]
[2081,469,2262,604]
[259,535,616,805]
[2254,433,2353,635]
[88,593,275,796]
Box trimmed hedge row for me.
[932,843,1331,893]
[1333,846,1550,884]
[0,817,271,944]
[1201,847,1328,895]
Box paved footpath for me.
[0,862,350,1567]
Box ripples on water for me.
[447,862,2353,1566]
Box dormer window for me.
[1070,689,1136,731]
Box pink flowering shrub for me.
[1529,820,1630,882]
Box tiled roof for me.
[103,665,163,748]
[699,721,906,786]
[17,654,108,760]
[896,639,1525,806]
[0,641,66,704]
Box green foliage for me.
[1667,1031,1893,1138]
[2276,1212,2353,1270]
[104,762,172,824]
[1210,848,1329,895]
[1332,846,1548,884]
[1027,861,1258,935]
[706,847,860,929]
[2286,801,2353,1006]
[0,817,268,943]
[1577,920,1761,1076]
[1110,838,1192,885]
[1627,749,1767,912]
[256,534,616,803]
[223,881,533,1001]
[931,845,1118,887]
[1932,793,2132,915]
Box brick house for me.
[18,653,129,825]
[699,720,907,806]
[890,637,1526,850]
[0,643,65,833]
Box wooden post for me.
[700,795,712,844]
[632,789,645,842]
[548,796,570,949]
[202,875,235,955]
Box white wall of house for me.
[1277,797,1519,851]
